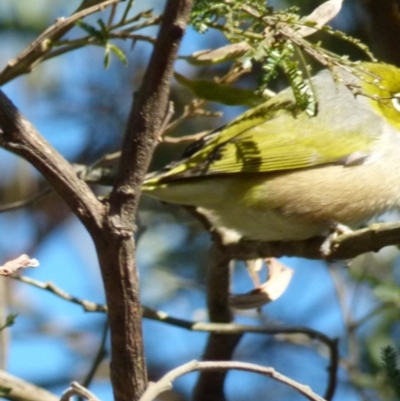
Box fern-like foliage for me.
[188,0,374,113]
[381,345,400,400]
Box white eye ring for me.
[392,93,400,112]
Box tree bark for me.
[193,242,243,401]
[0,1,193,400]
[92,0,194,399]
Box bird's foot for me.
[320,222,353,258]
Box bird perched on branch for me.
[142,62,400,245]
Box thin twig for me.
[61,382,101,401]
[124,16,162,32]
[351,304,389,330]
[163,64,247,137]
[10,272,337,346]
[107,4,118,26]
[120,0,135,24]
[156,101,175,141]
[146,305,339,400]
[108,32,156,42]
[13,272,338,400]
[44,32,155,62]
[0,0,124,85]
[11,275,106,312]
[140,360,326,401]
[0,187,52,213]
[82,320,109,388]
[161,130,210,144]
[163,99,207,136]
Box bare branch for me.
[144,307,339,400]
[42,33,156,63]
[12,271,338,401]
[141,360,326,401]
[0,370,58,401]
[92,1,194,400]
[11,275,106,312]
[220,221,400,261]
[161,130,210,144]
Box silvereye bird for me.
[142,62,400,244]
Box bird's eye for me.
[392,93,400,112]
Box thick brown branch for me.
[221,237,326,260]
[193,242,243,401]
[0,90,104,233]
[108,0,193,222]
[0,2,193,401]
[94,1,193,401]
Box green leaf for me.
[108,43,128,66]
[75,20,105,42]
[75,19,110,43]
[174,72,265,106]
[282,59,317,116]
[104,46,110,69]
[260,48,286,84]
[75,19,97,35]
[0,313,17,331]
[97,18,108,38]
[103,44,128,69]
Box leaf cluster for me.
[76,19,128,68]
[185,0,374,115]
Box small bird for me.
[142,62,400,244]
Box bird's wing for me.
[149,92,377,182]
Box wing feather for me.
[147,75,378,183]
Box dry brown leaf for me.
[230,258,294,309]
[297,0,344,37]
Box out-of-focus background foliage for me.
[0,1,400,400]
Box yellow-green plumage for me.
[143,63,400,243]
